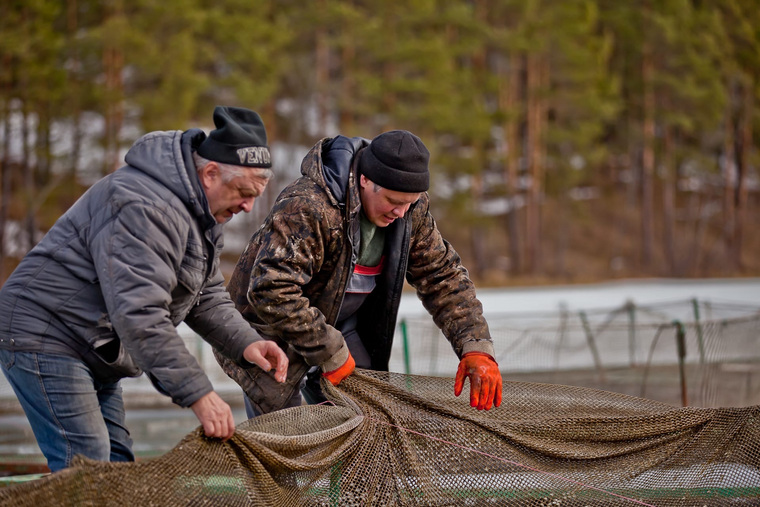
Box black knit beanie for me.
[358,130,429,192]
[197,106,272,168]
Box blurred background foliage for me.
[1,0,758,286]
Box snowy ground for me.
[403,276,760,318]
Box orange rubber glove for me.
[454,352,503,410]
[322,351,356,386]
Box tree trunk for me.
[339,25,355,134]
[257,100,279,225]
[0,43,11,281]
[67,0,81,196]
[102,0,124,175]
[662,126,676,274]
[640,41,655,269]
[39,105,52,185]
[722,82,737,269]
[733,77,753,271]
[553,194,569,278]
[525,52,547,275]
[0,98,8,282]
[690,192,709,275]
[499,52,522,275]
[315,6,330,134]
[470,170,487,280]
[21,104,37,251]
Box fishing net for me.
[1,369,759,506]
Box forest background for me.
[1,0,758,288]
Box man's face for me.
[359,174,422,227]
[200,162,270,223]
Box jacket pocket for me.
[82,338,142,383]
[215,342,310,413]
[248,349,311,413]
[0,348,14,370]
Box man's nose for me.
[393,204,409,218]
[241,197,255,213]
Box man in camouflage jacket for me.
[215,130,502,415]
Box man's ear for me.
[198,161,219,190]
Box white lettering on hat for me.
[236,146,271,166]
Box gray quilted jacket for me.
[0,128,260,407]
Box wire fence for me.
[392,298,760,408]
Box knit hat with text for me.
[197,106,272,168]
[358,130,429,192]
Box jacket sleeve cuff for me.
[320,342,350,373]
[170,375,215,408]
[461,340,495,359]
[233,335,263,368]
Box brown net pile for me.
[2,369,759,506]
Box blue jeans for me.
[0,349,134,472]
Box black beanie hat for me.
[358,130,429,192]
[197,106,272,168]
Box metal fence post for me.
[691,298,705,364]
[626,299,636,366]
[400,319,411,375]
[673,320,688,407]
[580,311,606,383]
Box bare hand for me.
[190,391,236,440]
[243,340,289,383]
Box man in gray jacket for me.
[0,106,288,472]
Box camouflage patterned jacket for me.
[216,136,494,413]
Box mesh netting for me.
[1,369,759,506]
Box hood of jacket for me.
[301,135,370,207]
[124,128,216,230]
